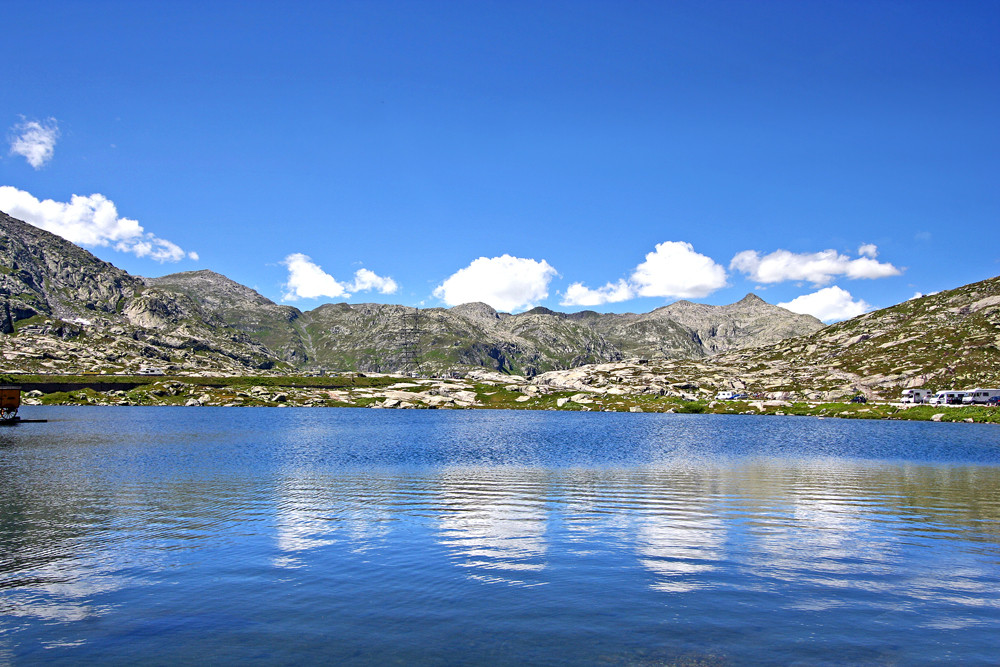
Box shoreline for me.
[15,377,1000,425]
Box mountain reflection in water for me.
[1,407,999,664]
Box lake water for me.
[2,407,1000,665]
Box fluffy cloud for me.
[778,286,871,323]
[561,279,634,307]
[349,268,398,294]
[281,253,398,301]
[730,246,901,285]
[0,185,197,262]
[858,243,878,258]
[9,117,60,169]
[433,255,557,312]
[630,241,728,298]
[560,241,727,307]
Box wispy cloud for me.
[778,286,871,323]
[434,255,557,312]
[8,117,60,169]
[730,246,901,286]
[281,253,398,301]
[0,185,197,262]
[561,241,727,306]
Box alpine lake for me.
[2,406,999,665]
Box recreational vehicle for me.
[961,388,1000,405]
[930,391,967,405]
[900,388,931,404]
[715,390,748,401]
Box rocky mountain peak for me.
[150,269,280,308]
[736,293,766,305]
[450,302,501,322]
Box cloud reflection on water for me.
[4,406,1000,659]
[435,468,549,587]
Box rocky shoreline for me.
[18,367,1000,425]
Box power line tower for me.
[398,307,421,373]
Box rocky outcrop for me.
[0,212,284,374]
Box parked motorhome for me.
[900,388,931,404]
[962,388,1000,404]
[930,391,968,405]
[715,390,748,401]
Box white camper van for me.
[715,390,749,400]
[930,391,967,405]
[962,388,1000,404]
[900,388,931,404]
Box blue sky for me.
[2,0,998,321]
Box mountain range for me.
[1,210,823,375]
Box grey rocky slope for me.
[531,273,1000,402]
[1,210,823,375]
[1,212,278,374]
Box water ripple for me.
[1,407,999,663]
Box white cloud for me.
[349,267,398,294]
[559,241,727,307]
[282,254,347,300]
[730,247,901,286]
[778,286,871,323]
[281,253,398,301]
[561,279,634,307]
[630,241,728,298]
[9,117,60,169]
[0,185,197,262]
[433,255,557,312]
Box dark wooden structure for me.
[1,385,20,421]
